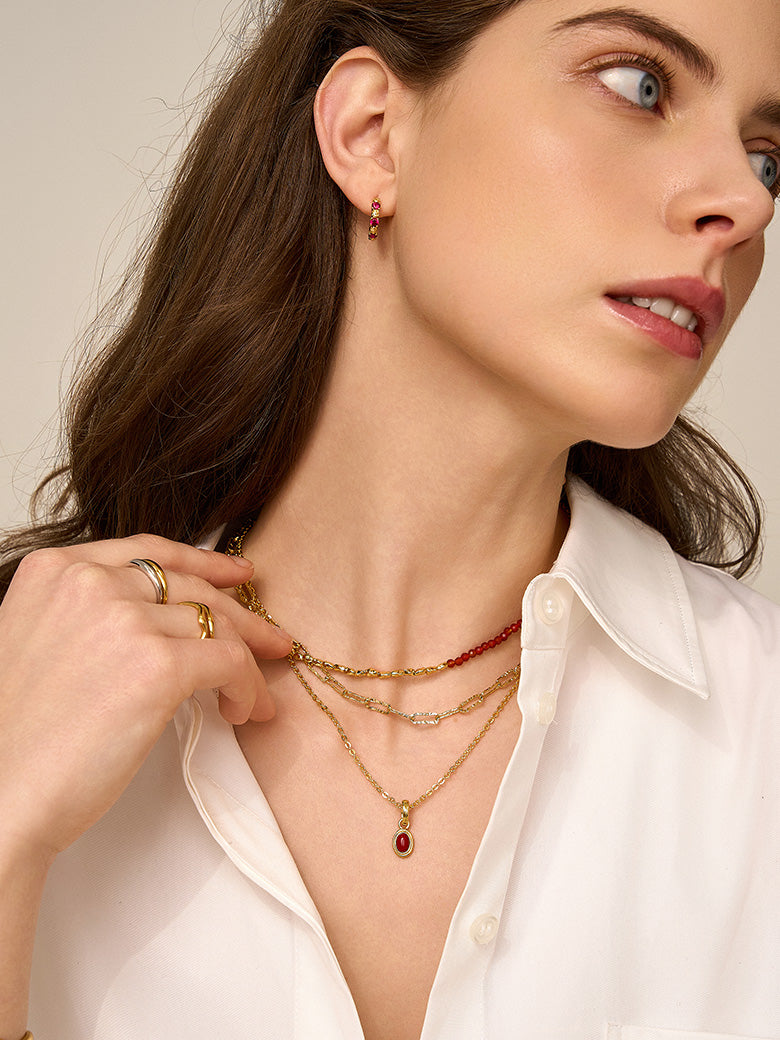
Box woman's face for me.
[393,0,780,448]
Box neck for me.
[241,298,571,671]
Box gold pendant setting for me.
[392,800,414,858]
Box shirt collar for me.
[553,477,710,700]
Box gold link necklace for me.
[296,654,508,725]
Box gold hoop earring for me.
[368,197,381,241]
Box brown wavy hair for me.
[0,0,762,598]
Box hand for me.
[0,535,291,861]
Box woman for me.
[1,0,779,1037]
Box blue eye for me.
[748,152,779,192]
[597,66,661,110]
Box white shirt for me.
[29,479,780,1040]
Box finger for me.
[64,533,258,590]
[244,689,277,723]
[127,602,277,723]
[185,638,274,725]
[155,604,276,722]
[124,567,292,659]
[218,685,275,725]
[230,607,293,661]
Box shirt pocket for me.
[607,1027,778,1040]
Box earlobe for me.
[313,46,406,218]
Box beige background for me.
[1,1,778,602]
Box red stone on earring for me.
[368,197,381,241]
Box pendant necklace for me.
[288,656,519,857]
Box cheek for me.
[398,85,653,293]
[394,101,600,342]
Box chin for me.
[581,405,683,452]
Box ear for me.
[314,47,412,221]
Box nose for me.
[663,128,776,251]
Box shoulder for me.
[679,555,780,664]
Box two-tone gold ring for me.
[129,558,215,639]
[129,558,168,604]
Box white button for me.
[469,914,499,945]
[537,590,565,625]
[537,691,557,725]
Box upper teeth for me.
[615,296,699,333]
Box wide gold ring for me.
[179,601,215,640]
[129,558,168,605]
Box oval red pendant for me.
[393,827,414,858]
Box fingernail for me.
[231,556,254,569]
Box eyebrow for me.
[753,96,780,136]
[550,7,721,87]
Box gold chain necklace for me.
[296,654,507,726]
[288,656,519,857]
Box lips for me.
[605,277,726,345]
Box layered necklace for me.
[226,524,522,858]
